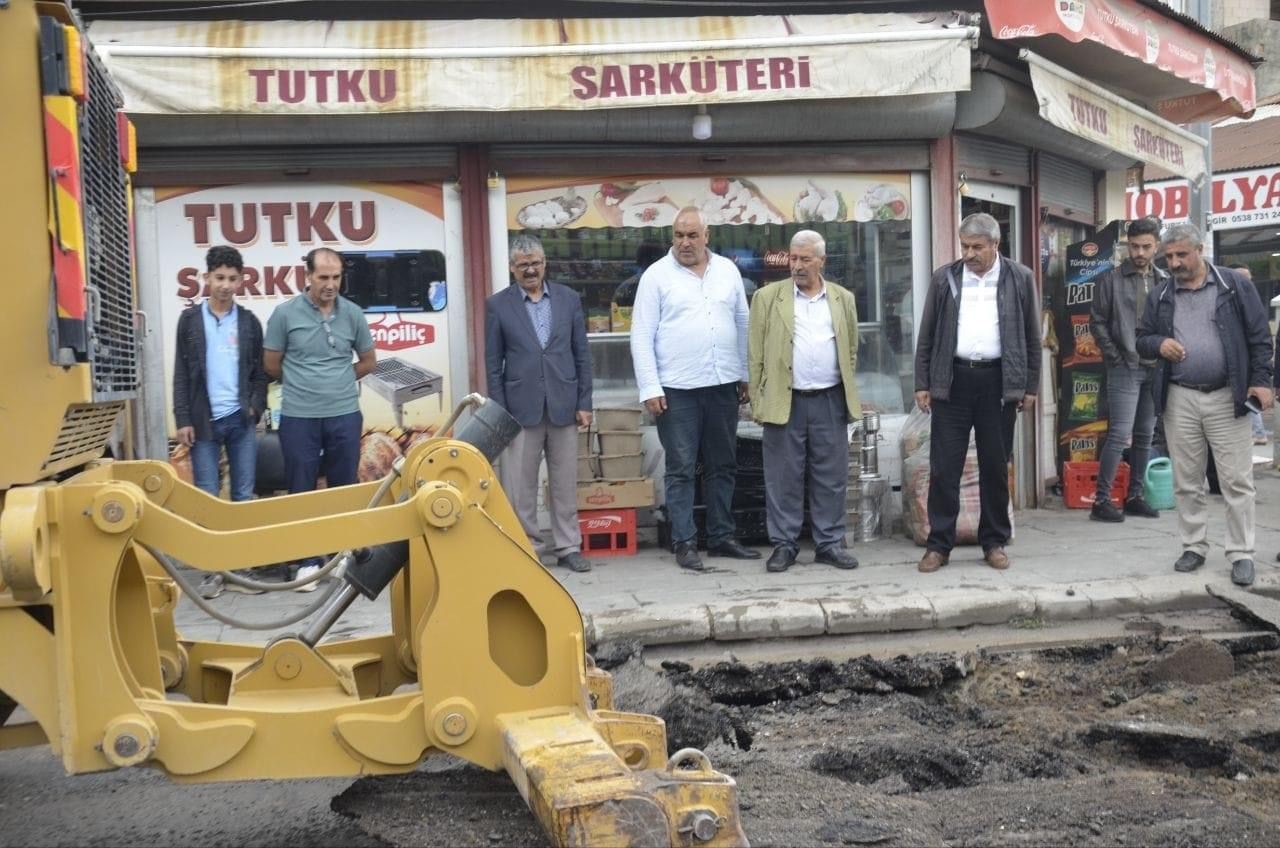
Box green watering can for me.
[1143,457,1175,510]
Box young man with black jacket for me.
[173,246,269,595]
[1087,217,1165,522]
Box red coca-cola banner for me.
[985,0,1255,121]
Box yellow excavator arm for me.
[0,3,747,845]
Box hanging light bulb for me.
[692,104,712,141]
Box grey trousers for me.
[1096,364,1156,501]
[1164,384,1254,561]
[501,419,581,558]
[763,387,850,550]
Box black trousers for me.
[926,364,1017,554]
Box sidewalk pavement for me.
[174,467,1280,649]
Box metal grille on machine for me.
[40,403,125,477]
[81,48,137,400]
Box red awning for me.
[985,0,1257,122]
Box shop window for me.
[342,250,447,313]
[507,174,915,410]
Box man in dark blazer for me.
[486,234,594,572]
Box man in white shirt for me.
[913,213,1041,573]
[748,231,862,572]
[631,207,761,571]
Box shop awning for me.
[89,14,977,115]
[1023,51,1207,180]
[985,0,1257,122]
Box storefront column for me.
[1097,170,1129,227]
[459,145,492,394]
[930,135,959,266]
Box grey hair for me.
[509,233,545,261]
[674,206,708,229]
[1161,222,1204,250]
[958,212,1001,243]
[791,229,826,258]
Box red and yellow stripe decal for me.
[44,93,87,324]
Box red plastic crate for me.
[579,508,637,557]
[1062,461,1129,509]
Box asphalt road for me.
[0,746,382,848]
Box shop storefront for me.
[91,12,976,478]
[87,0,1256,506]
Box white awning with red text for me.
[89,14,977,115]
[1024,51,1207,180]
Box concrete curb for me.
[583,574,1280,649]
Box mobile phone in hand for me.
[1245,396,1264,415]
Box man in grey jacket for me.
[486,234,594,573]
[1087,217,1164,522]
[914,213,1041,574]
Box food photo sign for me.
[506,173,911,230]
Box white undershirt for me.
[792,282,841,390]
[954,256,1002,360]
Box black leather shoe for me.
[815,546,859,569]
[1089,499,1124,523]
[1174,550,1206,572]
[1123,497,1159,518]
[707,539,762,560]
[1232,558,1255,587]
[765,546,797,573]
[675,542,705,572]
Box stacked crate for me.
[575,406,653,556]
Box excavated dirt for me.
[335,629,1280,847]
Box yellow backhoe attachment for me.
[0,401,748,847]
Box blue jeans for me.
[656,383,740,547]
[278,411,364,493]
[190,411,257,502]
[1097,364,1156,502]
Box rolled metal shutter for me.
[1038,153,1097,222]
[955,135,1031,186]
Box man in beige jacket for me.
[748,230,862,573]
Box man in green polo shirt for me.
[264,247,376,589]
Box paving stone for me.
[930,588,1036,629]
[591,604,711,645]
[821,593,934,635]
[708,599,826,641]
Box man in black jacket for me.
[173,245,268,502]
[1135,223,1274,587]
[913,213,1041,574]
[1088,216,1165,522]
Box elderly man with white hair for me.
[748,229,862,573]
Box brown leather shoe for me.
[918,550,948,573]
[985,547,1011,570]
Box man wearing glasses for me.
[264,247,376,589]
[486,234,594,573]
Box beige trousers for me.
[1163,384,1255,561]
[501,420,581,558]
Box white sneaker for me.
[293,564,323,593]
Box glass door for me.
[961,183,1037,508]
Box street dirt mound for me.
[336,631,1280,847]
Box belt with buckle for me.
[793,385,840,397]
[954,358,1001,369]
[1171,380,1226,393]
